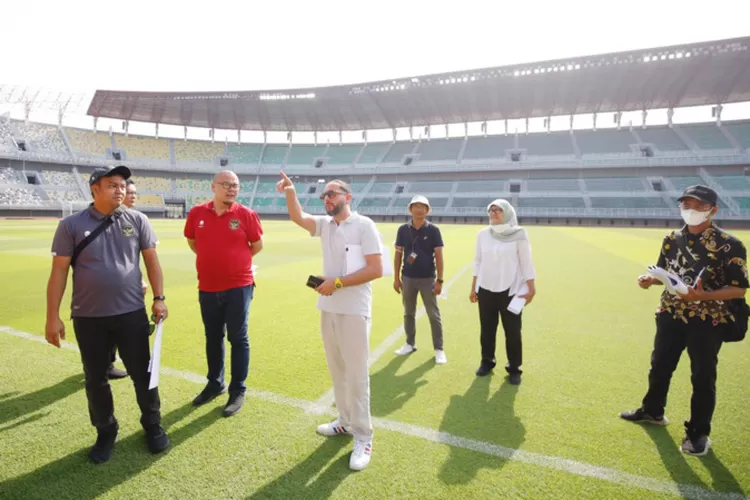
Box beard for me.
[326,201,345,217]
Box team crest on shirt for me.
[229,219,240,230]
[121,225,134,237]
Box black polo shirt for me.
[395,221,444,279]
[656,223,748,325]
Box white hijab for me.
[487,198,527,242]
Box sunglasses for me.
[319,190,347,200]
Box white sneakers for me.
[434,350,447,364]
[394,344,416,355]
[349,440,372,471]
[395,344,448,364]
[316,419,351,437]
[317,419,372,470]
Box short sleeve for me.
[361,219,382,256]
[311,216,325,238]
[394,225,407,249]
[725,240,749,289]
[433,226,444,249]
[184,207,196,239]
[245,210,264,243]
[50,219,75,257]
[138,214,159,250]
[656,235,670,268]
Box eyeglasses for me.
[488,207,503,213]
[217,182,240,190]
[319,190,347,200]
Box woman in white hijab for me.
[469,198,536,383]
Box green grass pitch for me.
[0,218,748,499]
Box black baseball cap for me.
[678,185,718,206]
[89,165,131,186]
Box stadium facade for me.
[1,36,750,228]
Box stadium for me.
[2,36,750,226]
[1,34,749,499]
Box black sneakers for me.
[145,425,170,454]
[619,407,669,426]
[223,392,246,417]
[192,384,227,406]
[107,364,128,380]
[89,422,119,464]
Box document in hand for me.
[507,283,529,315]
[646,265,689,295]
[345,244,366,274]
[148,321,164,390]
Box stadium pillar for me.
[641,109,647,129]
[667,108,674,127]
[463,122,468,139]
[339,131,343,145]
[712,105,723,125]
[93,117,98,133]
[237,130,241,144]
[314,131,318,146]
[155,123,159,139]
[592,113,597,131]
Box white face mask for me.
[490,223,511,233]
[680,208,711,226]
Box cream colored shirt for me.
[473,227,536,295]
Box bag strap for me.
[70,210,122,268]
[674,232,697,267]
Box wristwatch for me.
[153,295,166,301]
[436,279,444,284]
[334,278,344,290]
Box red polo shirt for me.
[184,201,263,292]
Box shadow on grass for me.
[0,374,84,427]
[247,438,351,499]
[645,426,745,497]
[0,402,222,499]
[370,356,433,417]
[438,376,524,485]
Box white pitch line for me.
[313,262,472,408]
[1,326,746,500]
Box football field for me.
[0,219,748,499]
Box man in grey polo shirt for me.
[277,172,383,471]
[45,165,170,464]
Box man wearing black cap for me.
[621,185,748,456]
[45,165,170,463]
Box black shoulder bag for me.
[70,211,122,269]
[674,233,748,342]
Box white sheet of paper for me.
[507,283,529,315]
[345,244,366,274]
[148,321,164,390]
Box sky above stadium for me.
[3,0,750,140]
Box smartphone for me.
[306,275,325,289]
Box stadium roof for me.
[87,36,750,132]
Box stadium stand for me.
[0,187,43,205]
[133,176,172,192]
[518,131,575,156]
[0,120,14,149]
[416,138,463,162]
[357,143,390,163]
[227,144,263,164]
[526,178,581,191]
[287,144,326,165]
[65,128,112,156]
[46,190,84,202]
[114,134,170,161]
[326,144,362,164]
[679,123,734,150]
[42,170,78,187]
[0,167,23,184]
[724,121,750,149]
[174,140,224,163]
[12,122,68,154]
[584,177,646,191]
[575,129,636,155]
[463,135,515,160]
[383,141,417,163]
[261,145,289,164]
[176,178,211,192]
[637,126,689,151]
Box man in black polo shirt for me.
[45,165,171,464]
[621,185,748,456]
[393,195,447,364]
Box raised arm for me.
[277,172,317,234]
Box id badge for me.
[407,252,418,264]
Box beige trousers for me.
[320,311,373,442]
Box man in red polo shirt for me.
[184,170,264,417]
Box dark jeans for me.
[73,308,161,430]
[199,285,254,395]
[642,312,723,437]
[477,287,522,373]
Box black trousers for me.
[477,287,522,373]
[642,312,723,437]
[73,308,161,430]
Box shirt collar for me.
[329,211,359,225]
[680,221,717,238]
[208,200,239,214]
[410,219,430,229]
